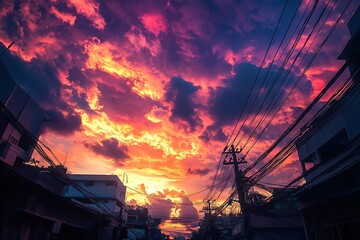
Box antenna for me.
[123,172,128,184]
[63,152,68,166]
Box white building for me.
[0,62,44,166]
[64,174,127,223]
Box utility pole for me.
[223,145,252,240]
[204,199,215,240]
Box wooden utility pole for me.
[223,145,252,240]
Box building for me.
[126,206,166,240]
[295,7,360,240]
[247,189,305,240]
[126,206,150,240]
[231,189,305,240]
[0,61,44,166]
[0,162,119,240]
[0,61,126,240]
[149,218,164,240]
[64,174,127,223]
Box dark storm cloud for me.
[0,45,60,104]
[70,89,94,114]
[184,34,232,77]
[84,138,129,166]
[67,67,91,87]
[208,63,268,128]
[201,124,229,143]
[187,168,210,176]
[44,109,82,136]
[0,44,84,135]
[207,62,315,131]
[165,77,202,132]
[213,128,227,141]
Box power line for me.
[247,64,360,186]
[205,0,292,203]
[241,0,342,157]
[244,4,357,177]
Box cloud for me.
[125,26,161,57]
[50,6,77,25]
[97,81,159,125]
[0,44,89,137]
[66,0,106,30]
[172,196,199,225]
[146,197,174,221]
[69,88,94,114]
[165,77,203,132]
[0,2,352,235]
[0,1,70,62]
[206,62,314,141]
[82,37,165,100]
[139,13,167,37]
[84,138,129,166]
[200,126,228,143]
[67,66,92,88]
[143,188,199,227]
[187,168,210,176]
[44,109,82,136]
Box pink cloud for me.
[50,6,77,25]
[67,0,106,30]
[139,13,167,37]
[125,26,161,56]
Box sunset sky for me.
[0,0,359,237]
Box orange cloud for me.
[0,32,63,62]
[82,37,165,100]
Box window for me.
[318,129,350,162]
[8,135,18,145]
[18,134,31,151]
[84,181,95,186]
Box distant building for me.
[0,61,44,166]
[231,188,305,240]
[127,206,150,240]
[126,206,166,240]
[64,174,127,226]
[295,7,360,240]
[249,189,305,240]
[194,212,240,240]
[149,217,164,240]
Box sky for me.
[0,0,359,237]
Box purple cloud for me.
[44,109,82,136]
[84,138,129,166]
[165,77,203,132]
[187,168,210,176]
